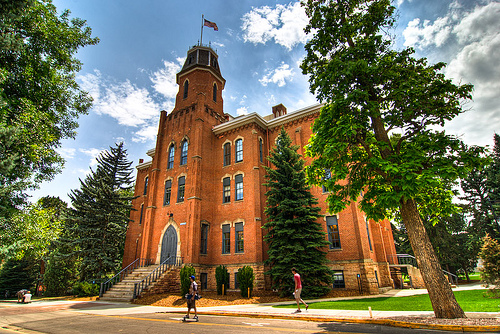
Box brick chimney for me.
[272,104,287,118]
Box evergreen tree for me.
[479,235,500,297]
[65,142,135,281]
[461,134,500,240]
[263,127,332,298]
[0,257,40,297]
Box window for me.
[333,271,345,289]
[374,271,379,288]
[213,83,217,102]
[183,80,189,99]
[322,168,331,193]
[259,138,263,163]
[167,145,175,169]
[177,176,185,202]
[223,143,231,166]
[163,180,172,206]
[234,272,239,289]
[200,273,208,290]
[235,139,243,162]
[326,216,341,249]
[143,177,149,195]
[366,219,372,251]
[235,222,244,253]
[201,223,209,255]
[139,204,144,225]
[180,140,188,165]
[235,174,243,201]
[222,224,230,254]
[223,177,231,203]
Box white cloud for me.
[403,1,500,147]
[241,2,309,50]
[237,107,249,116]
[150,59,183,99]
[259,62,294,87]
[79,148,103,167]
[57,147,76,159]
[78,59,184,143]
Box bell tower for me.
[174,45,225,116]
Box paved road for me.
[0,301,488,334]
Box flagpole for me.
[200,14,204,46]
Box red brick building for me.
[122,44,397,295]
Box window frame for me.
[167,145,175,169]
[333,271,346,289]
[235,222,244,253]
[259,138,263,163]
[200,223,209,255]
[223,177,231,203]
[235,139,243,163]
[180,140,188,166]
[222,224,230,254]
[163,180,172,206]
[235,174,243,201]
[213,83,217,102]
[183,80,189,99]
[223,143,231,166]
[143,176,149,195]
[177,176,185,203]
[326,216,341,249]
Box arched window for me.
[177,176,185,202]
[223,177,230,203]
[143,176,149,195]
[213,83,217,102]
[183,80,189,99]
[235,139,243,163]
[163,180,172,206]
[180,139,188,165]
[167,145,175,169]
[223,142,231,166]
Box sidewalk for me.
[2,283,499,332]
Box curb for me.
[165,310,500,332]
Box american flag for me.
[204,19,218,31]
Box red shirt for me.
[294,273,302,289]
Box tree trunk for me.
[399,198,466,319]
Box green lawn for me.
[275,289,500,312]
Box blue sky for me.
[31,0,500,203]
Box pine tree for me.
[65,142,135,281]
[263,127,332,298]
[479,235,500,296]
[486,134,500,236]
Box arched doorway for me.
[160,225,177,264]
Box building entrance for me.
[160,225,177,264]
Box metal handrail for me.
[133,256,183,299]
[442,270,459,285]
[99,258,154,297]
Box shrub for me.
[72,281,99,297]
[180,265,196,296]
[237,266,255,297]
[215,265,229,295]
[479,235,500,297]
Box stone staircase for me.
[141,267,181,296]
[100,265,157,302]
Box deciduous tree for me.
[301,0,484,318]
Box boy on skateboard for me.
[183,275,198,321]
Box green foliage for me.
[72,281,99,297]
[263,127,332,298]
[43,248,79,297]
[479,235,500,297]
[0,257,40,296]
[0,199,64,261]
[461,134,500,240]
[0,0,99,216]
[180,265,196,296]
[64,142,135,281]
[237,266,255,297]
[215,265,229,295]
[300,0,484,317]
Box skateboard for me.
[182,316,199,322]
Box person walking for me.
[292,268,308,313]
[183,275,199,321]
